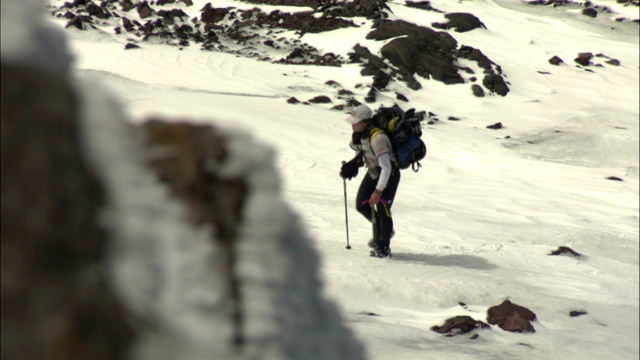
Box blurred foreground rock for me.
[1,61,136,360]
[1,2,365,356]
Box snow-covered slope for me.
[6,0,639,359]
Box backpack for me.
[370,106,427,172]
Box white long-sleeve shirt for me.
[349,129,395,191]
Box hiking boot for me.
[368,230,394,248]
[370,246,391,258]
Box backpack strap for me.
[368,127,384,142]
[369,127,399,168]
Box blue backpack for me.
[370,106,426,172]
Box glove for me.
[340,153,364,180]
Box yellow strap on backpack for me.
[370,127,384,140]
[369,127,399,168]
[387,116,399,132]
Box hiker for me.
[340,104,401,258]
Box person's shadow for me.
[391,253,497,270]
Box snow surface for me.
[5,0,639,359]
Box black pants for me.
[355,167,400,249]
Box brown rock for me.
[141,120,248,344]
[575,52,593,66]
[487,300,536,333]
[137,1,154,19]
[549,55,564,65]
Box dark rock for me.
[457,46,494,72]
[367,20,464,85]
[381,36,463,84]
[575,52,593,66]
[448,116,460,121]
[65,15,92,30]
[487,122,503,129]
[549,55,564,65]
[582,8,598,17]
[62,10,76,19]
[86,2,109,19]
[605,59,621,66]
[483,74,509,96]
[200,4,231,24]
[346,98,362,107]
[287,97,300,104]
[372,71,391,89]
[277,12,356,34]
[121,17,134,31]
[606,176,624,181]
[125,43,140,49]
[431,316,490,336]
[405,1,444,12]
[1,61,136,360]
[308,95,332,103]
[432,12,487,32]
[471,84,485,97]
[120,0,134,11]
[457,46,509,94]
[137,1,154,19]
[396,93,409,102]
[487,300,536,333]
[569,310,588,317]
[549,246,581,256]
[158,9,188,25]
[287,48,305,60]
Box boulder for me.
[432,12,487,32]
[487,300,537,333]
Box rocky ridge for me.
[49,0,636,112]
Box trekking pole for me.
[343,177,351,250]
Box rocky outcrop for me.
[368,20,464,86]
[49,0,510,98]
